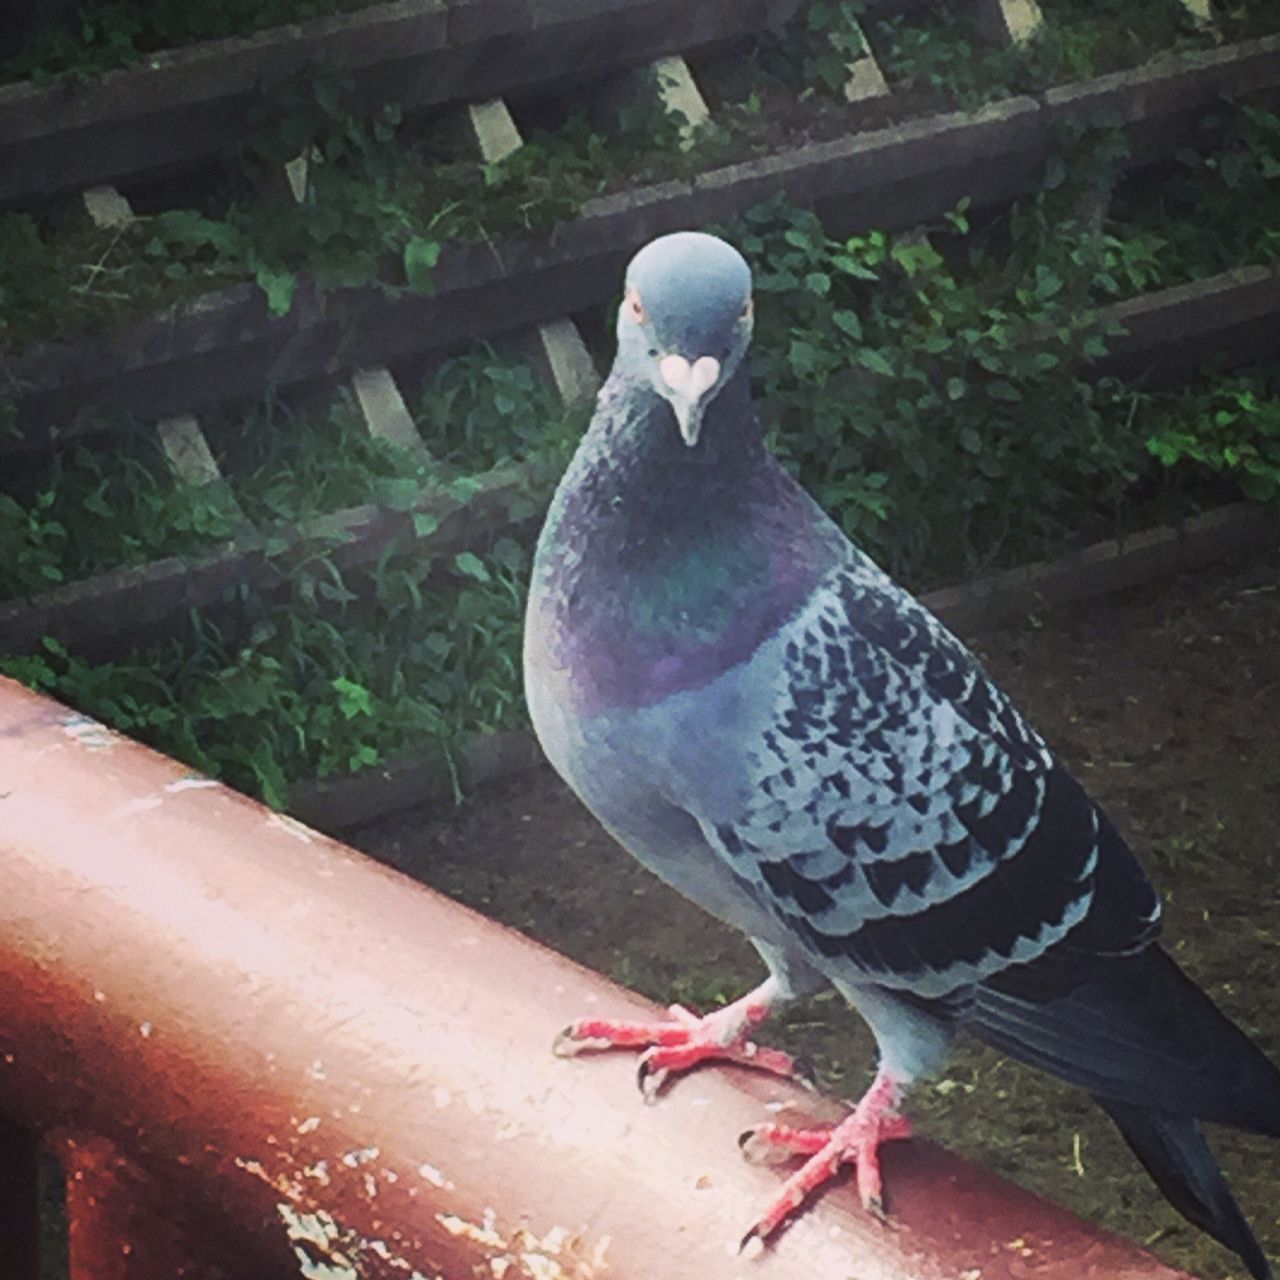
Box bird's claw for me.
[734,1074,912,1248]
[738,1124,800,1166]
[552,1024,606,1054]
[636,1052,671,1104]
[550,988,807,1098]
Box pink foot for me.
[552,980,814,1102]
[738,1072,912,1249]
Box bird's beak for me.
[659,354,721,447]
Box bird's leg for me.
[737,1070,912,1249]
[553,975,813,1101]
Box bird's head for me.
[616,231,754,448]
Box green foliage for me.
[139,75,433,314]
[7,40,1277,358]
[207,392,437,528]
[0,74,618,351]
[1035,0,1209,80]
[0,208,243,352]
[1,538,531,807]
[870,4,1035,108]
[731,190,1141,586]
[0,337,571,604]
[1145,372,1280,503]
[752,1,872,98]
[975,118,1178,304]
[0,342,574,800]
[0,214,70,348]
[414,347,585,474]
[870,0,1213,110]
[0,424,242,602]
[1108,104,1280,291]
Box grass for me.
[0,344,584,805]
[6,179,1280,805]
[3,35,1279,806]
[1,536,531,809]
[0,418,243,603]
[204,391,440,529]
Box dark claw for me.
[737,1126,756,1150]
[737,1218,762,1259]
[636,1054,667,1104]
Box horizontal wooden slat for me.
[7,33,1278,446]
[0,0,803,203]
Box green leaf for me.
[832,309,862,340]
[832,253,878,281]
[412,511,441,539]
[332,676,375,720]
[856,348,895,377]
[404,236,442,293]
[349,743,381,770]
[257,269,296,316]
[380,476,421,512]
[453,551,491,583]
[1034,266,1063,300]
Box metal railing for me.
[0,676,1197,1278]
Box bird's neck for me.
[529,369,839,712]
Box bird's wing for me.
[695,551,1162,1002]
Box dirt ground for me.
[353,549,1280,1280]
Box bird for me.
[522,229,1280,1276]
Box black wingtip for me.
[1100,1099,1273,1280]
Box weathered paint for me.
[0,677,1200,1280]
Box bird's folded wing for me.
[695,554,1162,1001]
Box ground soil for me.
[352,549,1280,1280]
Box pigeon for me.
[523,230,1280,1275]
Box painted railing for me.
[0,676,1200,1279]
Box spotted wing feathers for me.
[705,553,1161,1000]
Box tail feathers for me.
[977,946,1280,1137]
[1099,1098,1272,1280]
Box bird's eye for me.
[626,290,647,323]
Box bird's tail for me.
[1097,1099,1272,1280]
